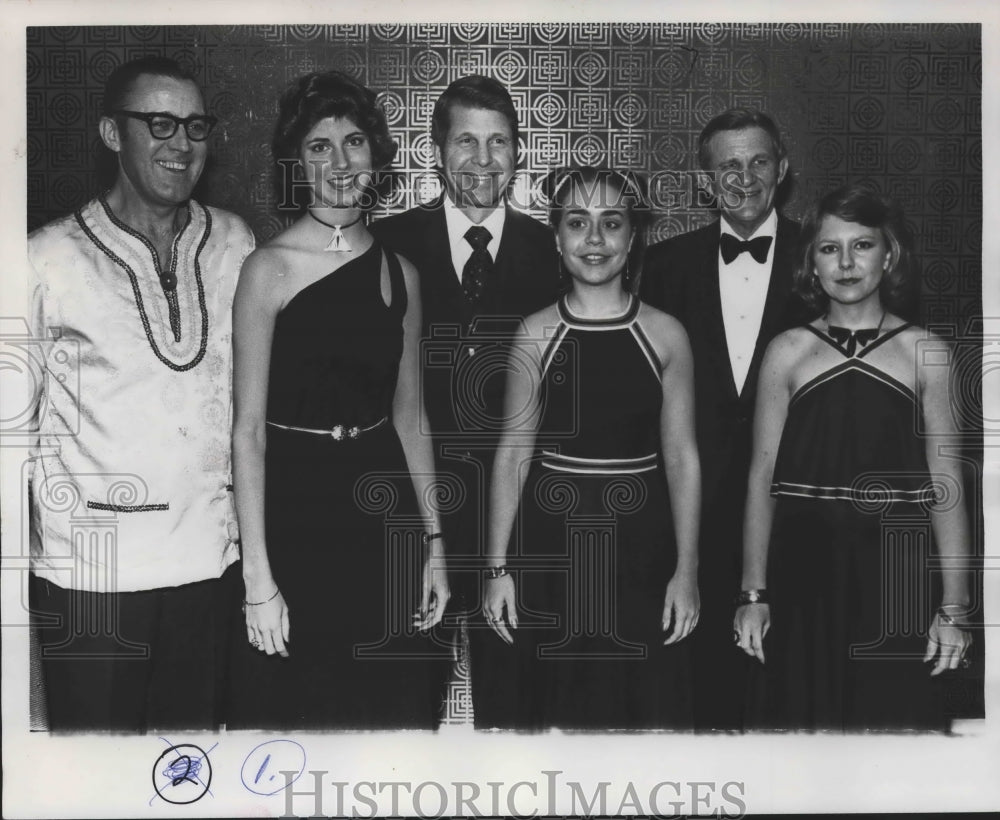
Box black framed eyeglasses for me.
[113,110,218,142]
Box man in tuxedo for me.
[371,75,560,727]
[639,108,805,731]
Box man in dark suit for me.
[371,75,559,727]
[639,108,805,731]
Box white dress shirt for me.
[718,209,777,395]
[443,196,506,281]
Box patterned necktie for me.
[462,226,494,304]
[720,233,773,265]
[827,325,880,357]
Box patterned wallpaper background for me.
[25,23,985,720]
[27,24,981,330]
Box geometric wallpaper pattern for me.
[25,24,984,721]
[26,23,982,334]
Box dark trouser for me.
[689,586,750,731]
[689,479,751,732]
[433,448,529,728]
[30,564,240,732]
[435,451,493,615]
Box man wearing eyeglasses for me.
[26,56,254,731]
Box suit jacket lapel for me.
[699,221,740,403]
[402,202,464,339]
[473,204,527,319]
[742,215,797,399]
[491,206,530,312]
[424,200,459,283]
[493,207,515,276]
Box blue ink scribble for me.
[163,753,197,785]
[240,739,307,797]
[149,738,217,806]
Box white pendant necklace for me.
[308,209,363,252]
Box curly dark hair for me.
[793,183,918,317]
[546,166,651,293]
[271,71,397,210]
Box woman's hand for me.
[924,612,973,676]
[483,574,517,645]
[734,603,769,663]
[414,551,450,632]
[662,571,699,645]
[244,584,290,657]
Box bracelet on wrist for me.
[936,605,972,628]
[421,531,443,548]
[734,588,768,606]
[484,566,508,580]
[243,588,280,608]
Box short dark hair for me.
[101,56,198,116]
[793,183,918,317]
[547,166,650,292]
[98,57,201,186]
[430,75,519,151]
[271,71,397,210]
[697,107,787,171]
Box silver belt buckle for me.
[330,423,364,440]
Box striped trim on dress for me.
[771,480,937,504]
[541,450,659,475]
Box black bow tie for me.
[827,325,880,357]
[720,233,773,265]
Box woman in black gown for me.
[735,184,973,731]
[228,71,449,729]
[481,167,701,729]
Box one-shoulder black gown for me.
[227,242,446,730]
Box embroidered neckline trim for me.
[76,198,211,372]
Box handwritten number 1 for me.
[254,754,271,785]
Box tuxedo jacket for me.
[639,214,805,511]
[371,199,560,462]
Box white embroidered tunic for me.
[27,196,255,592]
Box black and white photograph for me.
[1,1,996,817]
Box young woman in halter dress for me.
[735,184,973,731]
[480,167,701,729]
[228,71,449,729]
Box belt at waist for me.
[266,416,388,441]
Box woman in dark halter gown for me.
[481,168,701,730]
[227,71,449,729]
[735,185,973,731]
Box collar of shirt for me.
[719,209,778,269]
[444,195,506,279]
